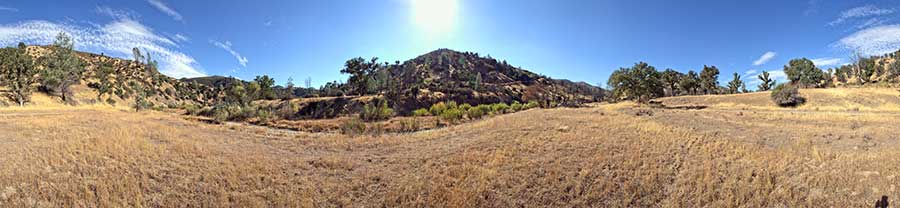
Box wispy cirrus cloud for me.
[147,0,184,23]
[0,8,205,78]
[830,5,894,28]
[173,33,189,42]
[0,6,18,12]
[753,51,777,66]
[210,40,248,67]
[811,57,844,67]
[835,24,900,56]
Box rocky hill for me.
[379,49,605,113]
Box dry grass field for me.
[2,88,900,207]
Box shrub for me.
[466,106,486,119]
[458,103,472,111]
[254,108,274,124]
[361,100,394,121]
[510,101,523,112]
[771,83,805,107]
[340,118,367,135]
[475,104,492,116]
[525,101,540,109]
[275,101,299,119]
[183,103,202,116]
[399,119,420,132]
[412,108,432,117]
[429,102,448,115]
[491,103,510,114]
[439,107,464,123]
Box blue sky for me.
[1,0,899,89]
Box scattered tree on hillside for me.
[132,47,144,63]
[888,60,900,81]
[757,71,775,91]
[678,70,700,95]
[94,56,116,104]
[726,72,743,94]
[783,58,825,88]
[1,42,38,106]
[40,32,84,103]
[699,65,720,94]
[607,62,663,102]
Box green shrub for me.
[361,100,394,121]
[458,103,472,111]
[466,106,486,119]
[182,103,201,115]
[439,107,464,123]
[430,102,448,115]
[446,101,458,110]
[771,83,805,107]
[491,103,510,114]
[340,118,367,135]
[525,101,540,109]
[475,104,492,116]
[510,101,523,112]
[412,108,432,117]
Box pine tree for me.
[699,65,720,94]
[727,72,743,94]
[40,32,84,103]
[757,71,775,91]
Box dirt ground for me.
[2,88,900,207]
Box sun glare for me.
[411,0,459,35]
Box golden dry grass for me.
[2,88,900,206]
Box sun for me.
[411,0,459,35]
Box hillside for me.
[0,45,218,108]
[381,49,605,112]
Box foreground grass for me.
[1,100,898,206]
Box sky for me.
[1,0,900,90]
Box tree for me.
[132,47,143,63]
[304,77,312,89]
[888,60,900,81]
[678,70,700,95]
[253,75,276,100]
[340,57,380,96]
[1,42,38,106]
[783,58,824,88]
[757,71,775,91]
[95,56,116,104]
[607,62,663,102]
[40,32,84,103]
[699,65,720,94]
[284,77,296,99]
[660,68,683,96]
[726,72,743,94]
